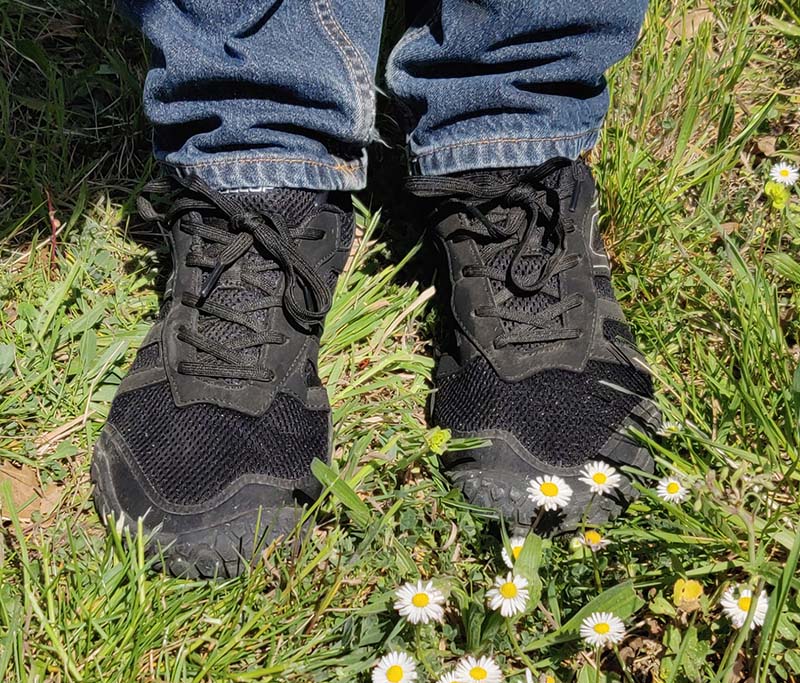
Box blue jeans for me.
[121,1,648,191]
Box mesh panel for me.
[233,188,317,226]
[130,344,161,372]
[603,319,635,346]
[594,275,615,300]
[108,382,328,505]
[433,357,652,468]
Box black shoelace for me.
[138,175,331,382]
[408,158,585,348]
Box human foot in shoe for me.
[409,159,659,533]
[91,176,353,577]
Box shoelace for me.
[407,158,585,348]
[138,175,332,381]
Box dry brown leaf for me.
[667,8,715,46]
[756,136,777,157]
[0,461,62,521]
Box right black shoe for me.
[91,176,353,578]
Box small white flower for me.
[527,475,573,511]
[721,586,769,629]
[657,421,684,436]
[372,651,418,683]
[436,672,462,683]
[579,461,622,495]
[770,161,799,187]
[501,535,527,568]
[656,476,689,503]
[454,655,504,683]
[487,572,529,617]
[394,579,446,624]
[580,612,626,648]
[577,529,611,552]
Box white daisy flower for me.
[770,161,799,187]
[580,612,626,648]
[454,655,504,683]
[436,672,461,683]
[721,586,769,629]
[487,572,529,617]
[527,475,573,511]
[394,579,446,624]
[656,476,689,503]
[579,461,622,495]
[372,651,418,683]
[501,535,527,568]
[578,529,611,552]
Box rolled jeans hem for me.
[411,129,601,176]
[161,152,368,191]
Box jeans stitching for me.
[164,156,362,173]
[413,129,600,159]
[313,0,374,142]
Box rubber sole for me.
[443,401,661,534]
[91,438,309,579]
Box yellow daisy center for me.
[738,596,752,612]
[593,622,611,634]
[540,481,559,497]
[592,472,607,485]
[500,581,518,599]
[512,545,523,559]
[470,666,488,680]
[666,482,680,495]
[585,530,602,545]
[386,665,404,683]
[411,592,429,608]
[545,677,556,683]
[780,169,789,176]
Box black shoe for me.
[91,176,353,577]
[409,158,659,533]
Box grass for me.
[1,0,800,681]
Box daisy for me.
[770,161,799,187]
[527,475,573,511]
[721,586,769,629]
[454,655,504,683]
[487,572,529,617]
[501,535,527,568]
[656,476,689,503]
[580,612,626,648]
[394,579,446,624]
[372,651,418,683]
[578,529,610,552]
[579,461,622,495]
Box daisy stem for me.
[594,646,601,683]
[414,625,436,678]
[506,618,537,671]
[590,550,602,593]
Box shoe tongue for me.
[192,188,322,383]
[464,168,565,348]
[228,187,323,226]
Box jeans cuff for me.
[161,151,368,191]
[410,129,601,176]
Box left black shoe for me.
[409,158,660,532]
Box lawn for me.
[1,0,799,681]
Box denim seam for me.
[313,0,374,142]
[413,129,600,159]
[163,156,361,174]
